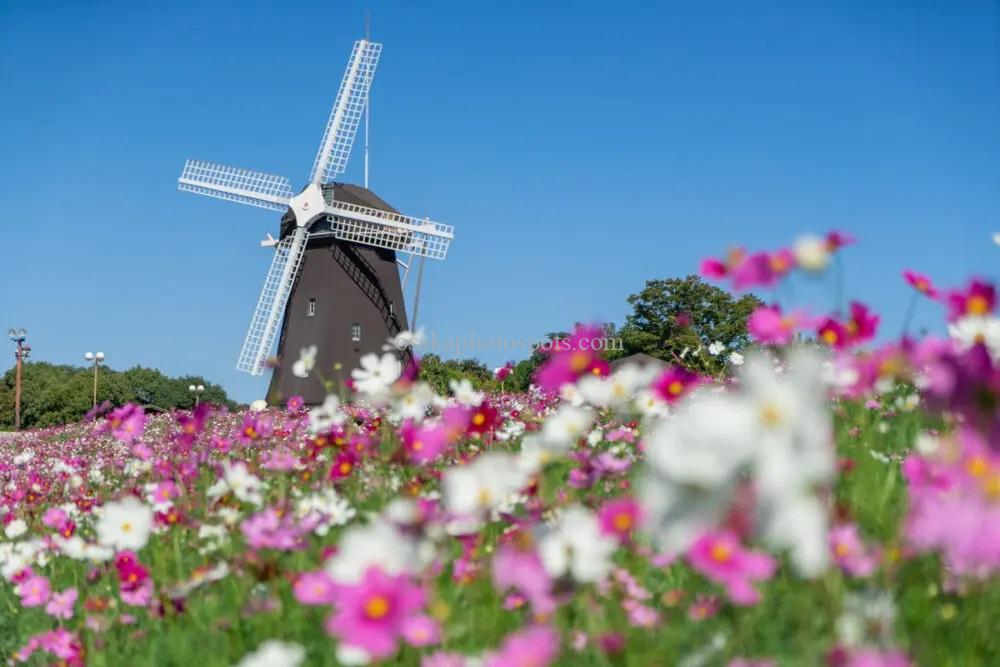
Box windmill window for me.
[389,301,395,317]
[307,299,316,317]
[351,323,361,342]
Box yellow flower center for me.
[968,295,990,315]
[968,456,988,478]
[834,542,851,557]
[667,381,683,396]
[412,440,424,451]
[710,543,732,563]
[472,413,486,426]
[760,403,783,427]
[612,512,633,531]
[364,595,390,619]
[822,329,839,345]
[121,521,133,533]
[569,351,590,373]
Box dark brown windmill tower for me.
[177,39,454,404]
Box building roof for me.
[280,182,400,238]
[609,352,668,371]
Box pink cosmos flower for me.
[731,252,778,291]
[16,575,51,607]
[294,570,338,606]
[492,537,556,616]
[651,366,701,404]
[261,448,298,471]
[945,278,996,321]
[687,530,777,605]
[237,413,275,444]
[483,625,561,667]
[326,566,427,660]
[688,595,720,621]
[108,404,146,444]
[42,507,69,530]
[597,497,642,543]
[12,629,83,664]
[535,325,611,390]
[120,578,154,606]
[150,481,178,505]
[748,305,812,345]
[401,615,442,647]
[422,652,468,667]
[825,230,855,251]
[818,302,879,350]
[329,452,358,481]
[902,270,938,298]
[286,395,305,411]
[241,507,312,551]
[829,523,879,577]
[45,587,78,619]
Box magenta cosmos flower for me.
[687,530,777,605]
[945,278,996,321]
[483,625,561,667]
[107,404,146,444]
[829,523,879,577]
[902,270,938,298]
[326,566,427,660]
[535,324,610,390]
[597,496,643,543]
[747,304,812,345]
[651,366,701,404]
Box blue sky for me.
[1,0,998,403]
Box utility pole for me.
[7,329,29,431]
[364,10,372,189]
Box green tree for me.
[418,354,499,395]
[0,362,236,430]
[618,275,762,375]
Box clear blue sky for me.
[1,0,998,403]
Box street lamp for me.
[188,383,205,407]
[8,329,30,431]
[84,351,105,410]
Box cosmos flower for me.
[537,505,616,583]
[687,530,776,605]
[325,566,426,660]
[829,523,879,577]
[325,519,418,585]
[651,366,701,404]
[292,345,318,378]
[442,452,528,519]
[902,270,938,298]
[483,625,561,667]
[235,640,306,667]
[748,305,811,345]
[95,496,154,552]
[352,353,402,397]
[45,587,78,619]
[597,496,643,543]
[945,279,995,321]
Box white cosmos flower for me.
[236,640,306,667]
[634,388,671,419]
[741,349,834,499]
[391,382,436,422]
[993,232,1000,247]
[442,452,528,518]
[336,644,372,666]
[352,353,401,397]
[541,405,593,450]
[949,316,1000,359]
[308,394,347,434]
[385,329,425,351]
[793,234,830,272]
[324,519,417,584]
[728,351,745,366]
[221,461,264,506]
[537,505,616,583]
[292,345,318,378]
[758,493,830,577]
[5,519,27,539]
[449,378,484,407]
[708,341,725,356]
[95,496,154,551]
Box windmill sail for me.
[326,200,454,260]
[178,160,293,211]
[236,229,310,375]
[309,40,382,184]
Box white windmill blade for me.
[179,159,294,212]
[236,228,310,375]
[326,200,454,260]
[309,40,382,185]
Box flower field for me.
[2,234,999,666]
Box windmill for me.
[178,37,453,404]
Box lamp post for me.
[8,329,29,431]
[188,383,205,407]
[84,352,105,410]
